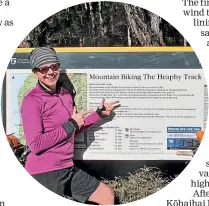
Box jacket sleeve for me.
[21,96,72,155]
[76,111,102,134]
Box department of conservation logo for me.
[10,58,30,65]
[10,58,17,65]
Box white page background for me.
[0,0,208,206]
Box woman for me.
[21,47,119,205]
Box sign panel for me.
[4,48,208,160]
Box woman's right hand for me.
[71,107,92,129]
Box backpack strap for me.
[58,73,77,106]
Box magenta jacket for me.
[21,82,102,175]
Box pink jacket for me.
[21,82,101,175]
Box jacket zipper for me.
[56,94,71,117]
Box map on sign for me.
[6,70,87,145]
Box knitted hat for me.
[28,47,60,71]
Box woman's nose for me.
[47,68,54,74]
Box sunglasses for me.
[36,64,59,74]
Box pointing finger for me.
[80,110,93,117]
[110,100,120,106]
[99,98,105,109]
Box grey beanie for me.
[28,47,60,71]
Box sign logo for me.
[10,58,17,65]
[10,58,30,65]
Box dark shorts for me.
[32,166,101,203]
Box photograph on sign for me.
[2,1,207,205]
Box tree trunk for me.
[89,2,95,38]
[127,26,131,46]
[124,4,152,46]
[98,1,104,38]
[18,2,187,47]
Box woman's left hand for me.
[98,98,120,116]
